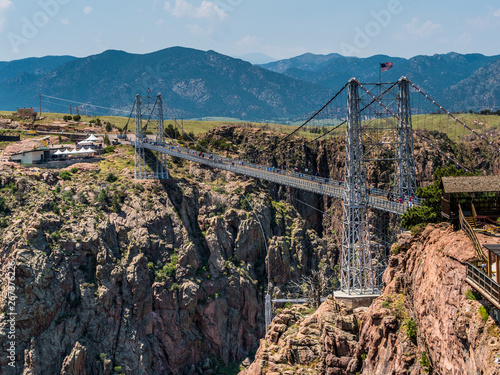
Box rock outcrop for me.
[243,224,500,375]
[0,146,331,375]
[242,299,359,375]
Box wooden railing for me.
[459,204,487,261]
[466,263,500,308]
[471,202,478,227]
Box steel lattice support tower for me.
[134,95,147,179]
[395,78,417,198]
[340,79,375,295]
[134,94,169,180]
[154,95,169,179]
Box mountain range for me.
[1,47,499,121]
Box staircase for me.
[459,204,487,261]
[465,216,476,228]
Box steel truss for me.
[341,77,417,295]
[134,94,169,180]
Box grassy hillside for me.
[1,111,499,143]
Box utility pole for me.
[69,105,72,115]
[38,94,42,119]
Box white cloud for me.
[155,19,164,26]
[494,9,500,18]
[61,18,70,25]
[0,0,13,32]
[236,35,260,48]
[83,6,93,15]
[165,0,227,21]
[186,23,207,36]
[404,18,441,37]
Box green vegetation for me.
[404,317,417,340]
[156,255,179,282]
[420,351,432,373]
[104,145,115,154]
[479,306,489,322]
[0,197,10,216]
[59,170,72,181]
[401,166,472,230]
[106,173,118,183]
[465,289,481,301]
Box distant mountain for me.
[235,53,277,65]
[2,49,500,120]
[260,52,344,74]
[0,55,76,82]
[261,52,500,111]
[0,47,332,121]
[444,59,500,111]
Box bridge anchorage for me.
[131,76,421,304]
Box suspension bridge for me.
[39,75,500,326]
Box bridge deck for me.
[134,141,418,215]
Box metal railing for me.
[466,263,500,306]
[459,204,487,261]
[133,141,422,215]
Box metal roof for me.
[440,176,500,194]
[483,244,500,257]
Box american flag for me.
[380,62,393,72]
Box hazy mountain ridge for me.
[261,52,500,111]
[1,49,500,119]
[0,47,333,121]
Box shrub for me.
[465,289,481,301]
[404,317,417,340]
[106,173,118,183]
[96,189,108,206]
[156,255,179,282]
[50,231,61,241]
[104,133,110,146]
[72,115,81,122]
[0,197,10,216]
[170,283,180,291]
[104,145,115,154]
[59,170,71,181]
[61,190,74,202]
[479,306,489,322]
[391,244,401,255]
[105,122,113,132]
[410,224,424,236]
[70,167,78,174]
[420,351,431,373]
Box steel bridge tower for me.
[395,77,417,199]
[134,94,169,180]
[340,77,417,295]
[341,79,373,294]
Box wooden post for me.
[496,254,500,285]
[488,249,492,278]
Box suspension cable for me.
[406,79,500,153]
[356,80,471,173]
[306,82,399,144]
[41,94,132,115]
[259,82,349,154]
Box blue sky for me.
[0,0,499,62]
